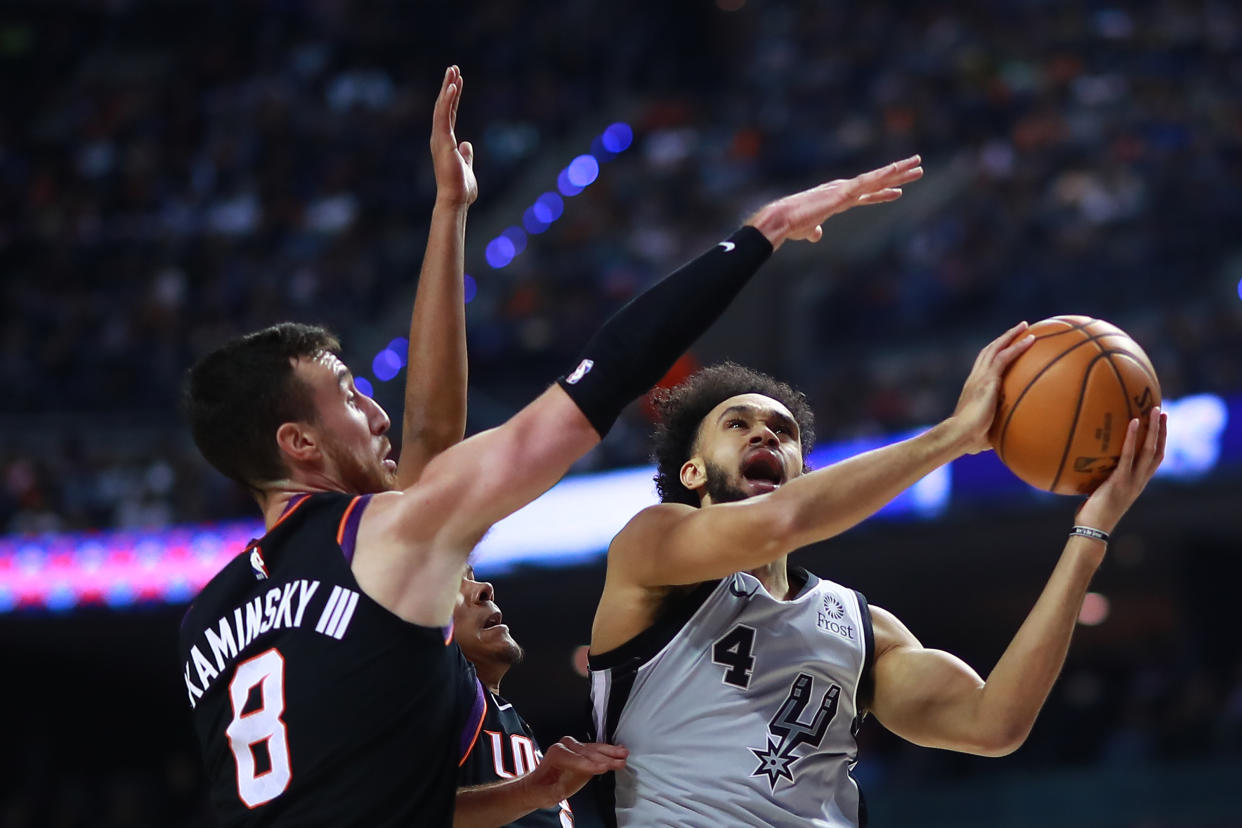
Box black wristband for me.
[558,225,774,435]
[1069,525,1110,544]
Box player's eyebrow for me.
[717,404,759,424]
[717,404,798,436]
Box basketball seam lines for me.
[1049,337,1112,493]
[994,317,1095,464]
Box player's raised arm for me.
[601,322,1033,591]
[354,157,927,626]
[396,65,476,488]
[867,406,1166,756]
[453,737,628,828]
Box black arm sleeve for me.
[556,225,773,436]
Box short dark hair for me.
[651,362,815,506]
[184,323,341,490]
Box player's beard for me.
[497,639,525,667]
[324,441,395,495]
[703,461,752,504]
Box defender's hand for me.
[431,65,477,208]
[1076,406,1167,533]
[748,155,924,249]
[947,322,1035,454]
[518,737,628,809]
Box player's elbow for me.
[965,722,1031,758]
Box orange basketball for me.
[988,315,1161,495]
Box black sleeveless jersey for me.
[457,679,573,828]
[179,492,484,827]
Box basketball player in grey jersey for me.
[590,351,1167,826]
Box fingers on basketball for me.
[1117,417,1141,475]
[1145,408,1168,476]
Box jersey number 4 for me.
[712,624,758,688]
[226,648,292,808]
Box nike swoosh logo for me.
[718,241,736,252]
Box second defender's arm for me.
[868,407,1166,756]
[453,737,627,828]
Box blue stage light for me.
[601,122,633,153]
[486,235,517,268]
[566,154,600,187]
[372,349,402,381]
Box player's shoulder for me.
[179,548,256,645]
[178,492,355,642]
[611,502,697,548]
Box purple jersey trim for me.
[281,492,311,518]
[339,493,373,564]
[458,677,487,764]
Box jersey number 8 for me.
[226,648,292,808]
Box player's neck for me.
[747,558,796,601]
[255,480,337,529]
[476,662,506,695]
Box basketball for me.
[988,315,1161,495]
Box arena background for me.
[2,1,1240,825]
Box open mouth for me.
[741,449,785,490]
[482,611,504,630]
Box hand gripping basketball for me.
[1075,405,1167,534]
[950,322,1036,455]
[988,316,1163,494]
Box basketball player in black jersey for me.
[455,566,575,827]
[179,62,926,826]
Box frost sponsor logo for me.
[816,593,855,640]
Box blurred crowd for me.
[3,0,1241,534]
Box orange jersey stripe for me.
[271,494,311,531]
[458,704,486,767]
[336,495,362,546]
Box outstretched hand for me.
[948,321,1035,454]
[431,65,477,208]
[519,737,628,809]
[749,155,924,249]
[1076,405,1167,534]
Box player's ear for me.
[275,421,321,466]
[680,458,706,493]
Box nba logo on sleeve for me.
[565,359,594,385]
[250,547,270,581]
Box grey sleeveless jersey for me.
[589,568,873,827]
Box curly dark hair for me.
[652,362,815,506]
[184,322,341,491]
